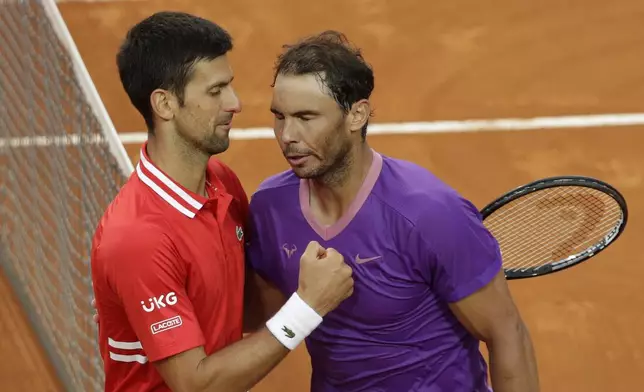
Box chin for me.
[291,165,323,179]
[203,139,229,155]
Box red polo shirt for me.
[91,144,248,392]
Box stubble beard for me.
[177,119,230,158]
[176,105,232,157]
[200,129,230,156]
[297,137,353,188]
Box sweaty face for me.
[173,56,241,155]
[271,73,352,180]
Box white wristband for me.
[266,292,323,350]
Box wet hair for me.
[116,11,233,132]
[273,30,375,138]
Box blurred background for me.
[1,0,643,391]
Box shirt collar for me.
[135,142,208,219]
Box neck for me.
[145,132,209,197]
[308,142,373,225]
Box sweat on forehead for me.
[274,73,334,98]
[271,30,375,112]
[270,73,343,118]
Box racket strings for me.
[503,211,619,272]
[492,192,614,264]
[484,186,622,272]
[492,195,620,270]
[497,200,619,270]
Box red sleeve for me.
[108,229,205,362]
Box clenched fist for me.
[296,241,354,316]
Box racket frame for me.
[479,176,628,279]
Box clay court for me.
[1,0,644,391]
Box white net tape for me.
[0,0,133,390]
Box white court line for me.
[118,112,644,144]
[2,113,644,148]
[54,0,146,3]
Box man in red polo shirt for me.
[90,12,354,392]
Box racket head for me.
[480,176,628,280]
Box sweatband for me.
[266,292,323,350]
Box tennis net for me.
[0,0,132,390]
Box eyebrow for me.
[206,76,234,91]
[270,107,319,116]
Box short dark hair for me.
[116,12,233,132]
[273,30,375,138]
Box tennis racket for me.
[480,176,628,280]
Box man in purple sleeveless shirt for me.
[244,31,540,392]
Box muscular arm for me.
[448,270,539,392]
[413,192,539,391]
[159,241,337,392]
[155,327,288,392]
[106,228,314,392]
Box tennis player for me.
[90,13,354,392]
[244,31,541,391]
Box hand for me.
[91,299,99,324]
[296,241,354,316]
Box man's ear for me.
[150,89,177,122]
[348,99,371,134]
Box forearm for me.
[487,321,539,392]
[192,292,320,392]
[196,327,289,391]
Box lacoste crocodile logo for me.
[282,325,295,339]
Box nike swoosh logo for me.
[355,254,382,264]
